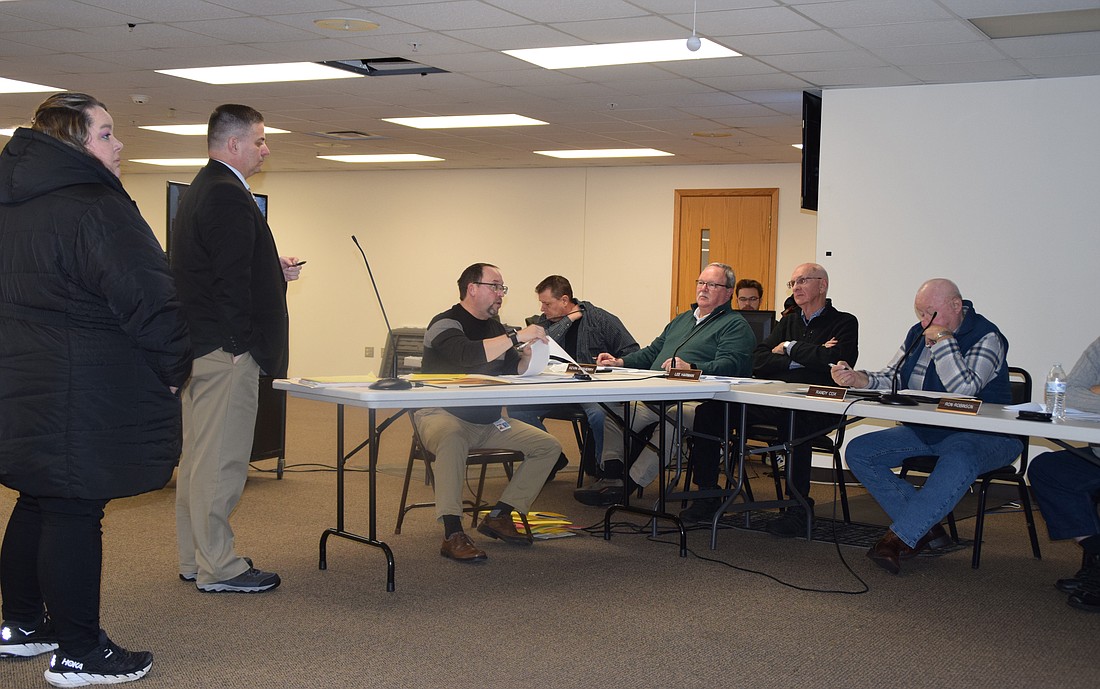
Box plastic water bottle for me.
[1045,363,1067,421]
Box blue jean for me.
[1028,449,1100,541]
[507,403,606,465]
[845,425,1022,547]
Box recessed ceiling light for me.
[140,124,290,135]
[313,18,380,32]
[534,149,674,159]
[156,62,360,85]
[382,114,547,129]
[0,76,62,94]
[129,158,209,167]
[318,154,444,163]
[503,38,739,69]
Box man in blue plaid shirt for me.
[831,278,1021,575]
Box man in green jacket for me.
[575,263,755,506]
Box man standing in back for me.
[171,104,303,593]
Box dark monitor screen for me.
[166,180,267,259]
[801,90,821,211]
[738,310,776,344]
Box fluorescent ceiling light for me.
[970,9,1100,39]
[139,124,290,135]
[535,148,674,159]
[0,77,62,94]
[156,62,361,85]
[382,114,547,129]
[130,158,208,167]
[318,154,444,163]
[791,143,803,150]
[0,128,16,137]
[503,38,738,69]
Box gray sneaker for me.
[180,557,251,583]
[197,567,280,593]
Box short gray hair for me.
[706,262,736,288]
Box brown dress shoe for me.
[440,532,487,562]
[477,514,532,546]
[900,523,951,561]
[867,529,907,574]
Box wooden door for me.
[671,189,778,318]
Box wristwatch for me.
[507,329,520,346]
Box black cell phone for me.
[1017,410,1052,422]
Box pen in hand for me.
[293,260,307,267]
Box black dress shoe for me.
[573,478,624,506]
[679,498,721,524]
[900,523,951,561]
[546,453,569,482]
[867,530,907,574]
[1057,551,1100,593]
[765,498,815,538]
[1067,580,1100,613]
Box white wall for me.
[126,163,814,377]
[818,75,1100,400]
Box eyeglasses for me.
[474,282,508,294]
[786,276,824,290]
[695,280,730,290]
[737,296,761,303]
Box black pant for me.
[1,493,108,655]
[691,400,838,499]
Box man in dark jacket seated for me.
[681,263,858,533]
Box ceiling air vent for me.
[318,58,448,77]
[307,131,387,141]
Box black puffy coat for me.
[0,128,192,499]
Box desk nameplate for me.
[937,397,982,415]
[806,385,847,400]
[668,368,702,381]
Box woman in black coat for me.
[0,93,191,686]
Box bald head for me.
[914,278,964,331]
[788,262,829,315]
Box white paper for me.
[517,338,551,377]
[547,336,579,366]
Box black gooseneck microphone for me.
[667,308,727,376]
[878,310,936,406]
[351,235,412,391]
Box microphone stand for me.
[667,308,725,377]
[352,235,412,390]
[878,311,936,406]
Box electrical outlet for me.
[364,346,374,357]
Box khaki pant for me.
[176,349,259,585]
[412,408,561,521]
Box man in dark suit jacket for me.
[171,104,302,593]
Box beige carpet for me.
[2,396,1098,689]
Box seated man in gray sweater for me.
[508,275,639,482]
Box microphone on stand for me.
[667,309,725,377]
[877,311,936,406]
[351,235,412,390]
